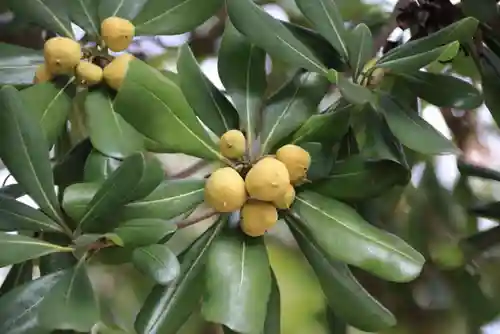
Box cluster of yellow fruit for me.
[205,130,311,237]
[34,16,135,91]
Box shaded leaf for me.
[83,149,122,183]
[470,202,500,220]
[113,218,177,248]
[62,183,100,224]
[263,270,281,334]
[132,244,180,285]
[300,142,335,181]
[462,0,498,22]
[478,47,500,127]
[53,138,93,188]
[0,184,26,199]
[337,75,373,105]
[99,0,147,21]
[348,23,372,79]
[458,159,500,182]
[0,262,33,297]
[70,0,100,37]
[0,43,43,86]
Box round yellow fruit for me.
[273,184,295,209]
[103,54,134,90]
[101,16,135,52]
[241,201,278,237]
[76,61,103,86]
[43,37,81,75]
[276,144,311,183]
[205,167,247,213]
[245,157,290,202]
[219,130,246,159]
[33,64,53,83]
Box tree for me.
[0,0,499,333]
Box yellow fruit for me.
[273,184,295,209]
[76,61,103,86]
[43,37,81,75]
[241,201,278,237]
[101,16,135,52]
[276,144,311,183]
[205,167,247,213]
[219,130,246,159]
[33,64,53,83]
[103,54,134,90]
[245,157,290,202]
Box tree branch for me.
[372,0,412,56]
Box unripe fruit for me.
[219,130,246,159]
[276,144,311,183]
[273,184,295,209]
[205,167,247,213]
[103,54,134,90]
[33,64,53,83]
[76,61,103,86]
[43,37,81,75]
[240,201,278,237]
[245,157,289,202]
[101,17,135,52]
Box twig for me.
[169,160,211,179]
[177,210,218,229]
[372,0,413,56]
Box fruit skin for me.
[205,167,247,213]
[276,144,311,183]
[219,130,246,159]
[101,17,135,52]
[241,200,278,237]
[103,54,134,90]
[245,157,290,202]
[33,64,53,83]
[76,61,103,86]
[273,184,295,209]
[44,37,81,75]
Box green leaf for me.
[291,191,425,282]
[458,159,500,182]
[202,228,271,333]
[62,183,99,222]
[7,0,74,38]
[113,218,177,247]
[377,93,458,155]
[135,216,227,334]
[261,71,330,154]
[38,262,99,332]
[462,0,498,22]
[348,23,372,79]
[337,75,373,105]
[470,202,500,219]
[0,43,43,86]
[39,235,77,275]
[0,262,33,297]
[21,79,75,147]
[99,0,147,21]
[0,232,71,267]
[0,270,65,334]
[478,47,500,127]
[134,0,223,35]
[53,138,93,188]
[86,89,145,158]
[0,195,63,233]
[114,58,224,161]
[299,142,335,181]
[70,0,100,37]
[0,86,63,223]
[132,244,180,285]
[287,214,396,332]
[219,21,267,147]
[392,71,483,109]
[177,44,239,137]
[227,0,328,75]
[263,270,280,334]
[83,149,122,182]
[0,184,26,199]
[295,0,349,59]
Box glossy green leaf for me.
[39,235,77,275]
[177,44,238,137]
[479,47,500,127]
[114,58,224,161]
[0,195,63,233]
[338,75,373,105]
[0,232,71,267]
[133,0,223,35]
[219,21,267,147]
[300,142,335,182]
[0,86,64,223]
[38,262,99,332]
[21,79,75,147]
[62,183,99,222]
[0,270,65,334]
[295,0,349,59]
[99,0,147,20]
[86,89,145,159]
[70,0,100,37]
[0,262,33,297]
[348,23,373,79]
[202,228,271,333]
[7,0,74,38]
[263,270,281,334]
[83,149,122,183]
[287,214,396,332]
[0,184,25,199]
[291,191,425,282]
[135,216,227,334]
[132,244,180,285]
[377,93,458,155]
[53,138,93,188]
[261,71,330,154]
[113,218,177,247]
[0,43,43,86]
[227,0,328,75]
